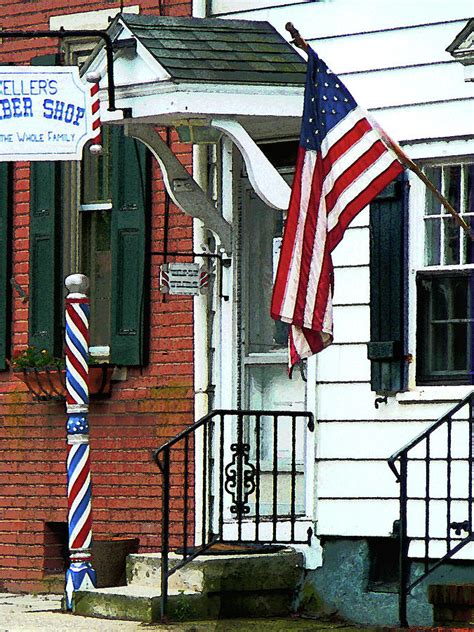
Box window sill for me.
[243,352,287,365]
[396,384,474,405]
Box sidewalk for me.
[0,592,377,632]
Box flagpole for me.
[285,23,471,238]
[379,137,471,236]
[285,23,308,53]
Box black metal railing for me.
[388,391,474,627]
[153,408,315,622]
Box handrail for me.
[154,408,315,623]
[153,408,314,458]
[388,391,474,481]
[388,390,474,627]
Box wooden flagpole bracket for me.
[285,22,309,53]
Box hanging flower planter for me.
[13,365,113,402]
[10,347,113,401]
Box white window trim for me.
[406,146,474,401]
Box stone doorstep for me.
[126,548,304,594]
[72,584,295,623]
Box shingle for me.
[119,14,306,85]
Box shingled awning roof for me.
[119,13,307,85]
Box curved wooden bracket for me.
[211,119,291,211]
[126,123,232,254]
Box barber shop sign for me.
[0,66,97,161]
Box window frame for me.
[411,155,474,388]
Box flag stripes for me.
[271,48,403,370]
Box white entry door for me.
[239,179,311,526]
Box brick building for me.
[0,0,194,593]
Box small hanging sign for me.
[0,66,95,161]
[160,262,209,296]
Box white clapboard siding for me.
[217,0,474,556]
[312,20,469,74]
[211,0,309,15]
[316,420,470,460]
[406,499,472,538]
[332,227,370,267]
[340,63,470,112]
[316,499,399,536]
[315,344,371,383]
[348,206,370,229]
[221,0,472,41]
[406,461,471,500]
[317,383,464,422]
[377,99,474,144]
[410,539,474,560]
[317,460,400,499]
[333,267,370,306]
[332,305,370,343]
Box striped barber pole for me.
[65,299,90,407]
[64,274,96,610]
[86,72,103,155]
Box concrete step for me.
[126,547,303,593]
[73,548,304,623]
[72,583,296,623]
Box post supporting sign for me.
[0,66,96,161]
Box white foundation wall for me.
[215,0,474,549]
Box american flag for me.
[271,47,404,371]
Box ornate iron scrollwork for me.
[224,442,256,518]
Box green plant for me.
[8,346,64,370]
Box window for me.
[417,163,474,385]
[29,52,150,366]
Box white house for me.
[76,0,474,625]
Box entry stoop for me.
[72,547,304,623]
[428,584,474,627]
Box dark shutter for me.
[110,128,149,366]
[29,54,62,355]
[367,174,408,393]
[0,163,12,370]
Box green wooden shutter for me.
[367,174,407,393]
[0,163,12,370]
[29,54,61,355]
[110,128,149,366]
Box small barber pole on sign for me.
[85,72,103,155]
[160,262,210,296]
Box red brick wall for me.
[0,0,194,592]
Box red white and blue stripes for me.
[67,439,92,551]
[271,48,403,371]
[64,275,96,610]
[65,300,90,407]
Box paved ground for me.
[0,592,379,632]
